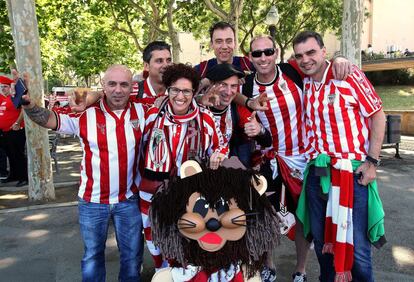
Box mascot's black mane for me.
[150,164,280,278]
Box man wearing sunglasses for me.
[240,35,353,282]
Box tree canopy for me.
[0,0,343,85]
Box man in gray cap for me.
[202,63,271,168]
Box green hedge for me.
[365,69,414,86]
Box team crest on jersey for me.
[149,128,168,168]
[280,81,287,92]
[97,124,106,135]
[130,119,140,131]
[327,93,336,105]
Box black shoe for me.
[15,180,28,187]
[0,173,8,180]
[261,266,277,282]
[1,177,17,183]
[292,272,307,282]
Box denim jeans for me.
[306,166,374,282]
[78,195,143,282]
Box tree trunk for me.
[167,0,181,63]
[341,0,364,68]
[6,0,55,201]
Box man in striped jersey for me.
[232,35,352,282]
[293,31,386,282]
[203,63,272,167]
[131,41,172,102]
[22,65,145,282]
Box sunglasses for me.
[251,48,276,58]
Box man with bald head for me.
[23,64,145,281]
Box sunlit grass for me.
[375,86,414,110]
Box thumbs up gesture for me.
[244,111,265,137]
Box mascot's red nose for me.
[200,232,223,244]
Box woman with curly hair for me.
[139,63,228,271]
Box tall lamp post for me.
[265,5,279,40]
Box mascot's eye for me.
[193,196,209,218]
[215,197,229,216]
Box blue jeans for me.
[306,166,373,282]
[78,195,143,282]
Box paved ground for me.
[0,135,414,281]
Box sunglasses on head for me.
[251,48,276,58]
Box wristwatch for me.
[365,155,381,167]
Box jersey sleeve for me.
[202,109,229,157]
[54,110,82,135]
[236,105,252,128]
[347,66,383,117]
[287,59,305,79]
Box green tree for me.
[0,0,15,71]
[93,0,182,62]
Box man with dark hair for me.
[22,65,145,282]
[204,63,272,167]
[194,21,254,77]
[132,40,172,100]
[293,30,386,282]
[233,34,353,282]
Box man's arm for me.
[355,109,386,186]
[11,110,24,130]
[22,95,58,129]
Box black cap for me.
[205,63,245,82]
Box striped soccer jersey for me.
[55,99,146,204]
[250,64,306,158]
[210,104,252,145]
[143,104,228,173]
[131,77,158,98]
[303,61,382,161]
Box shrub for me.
[365,69,414,86]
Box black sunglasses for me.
[251,48,276,58]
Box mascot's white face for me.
[177,159,267,252]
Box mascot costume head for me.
[150,157,281,281]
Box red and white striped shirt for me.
[249,65,306,157]
[143,103,227,176]
[210,105,251,145]
[55,99,146,204]
[303,61,382,161]
[131,77,164,98]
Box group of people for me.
[20,21,386,282]
[0,75,28,187]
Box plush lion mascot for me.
[150,157,281,281]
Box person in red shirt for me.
[0,75,28,187]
